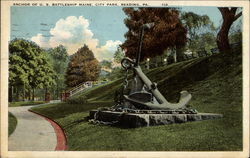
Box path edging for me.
[28,109,68,151]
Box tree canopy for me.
[48,45,69,98]
[9,38,56,101]
[65,45,100,88]
[48,45,69,74]
[121,8,187,61]
[100,60,112,69]
[113,47,125,64]
[181,11,215,51]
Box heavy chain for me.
[123,69,129,90]
[114,108,198,114]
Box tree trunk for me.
[172,49,177,63]
[28,89,31,100]
[15,86,19,101]
[45,87,48,101]
[56,84,59,100]
[9,86,13,102]
[217,8,242,53]
[216,19,233,53]
[176,46,185,62]
[23,84,25,101]
[32,88,35,101]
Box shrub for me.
[66,95,88,104]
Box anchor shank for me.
[134,66,168,104]
[135,26,145,67]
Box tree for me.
[217,7,242,53]
[181,12,215,52]
[113,47,125,64]
[121,8,187,61]
[229,18,242,44]
[9,53,29,101]
[229,30,242,44]
[33,52,57,100]
[100,60,112,69]
[200,32,217,52]
[48,45,69,98]
[9,39,56,101]
[65,45,100,88]
[48,45,69,74]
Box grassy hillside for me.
[31,49,242,151]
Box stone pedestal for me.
[89,110,223,128]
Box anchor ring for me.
[121,57,135,70]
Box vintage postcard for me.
[1,0,249,158]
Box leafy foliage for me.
[8,112,17,136]
[48,45,69,75]
[181,12,214,38]
[113,47,125,64]
[189,32,217,54]
[229,18,242,44]
[229,31,242,44]
[66,95,88,104]
[181,12,215,52]
[121,8,187,61]
[100,60,112,69]
[48,45,69,98]
[9,39,57,101]
[65,45,101,88]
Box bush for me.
[9,112,17,136]
[66,95,88,104]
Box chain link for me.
[123,69,129,90]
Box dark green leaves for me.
[9,38,56,89]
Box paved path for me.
[8,102,60,151]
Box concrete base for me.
[89,110,223,128]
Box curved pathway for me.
[8,101,62,151]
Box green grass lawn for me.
[31,51,242,151]
[8,112,17,136]
[9,101,46,107]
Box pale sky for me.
[11,6,228,61]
